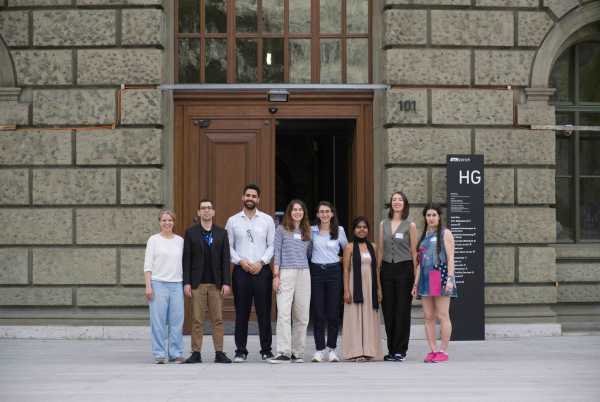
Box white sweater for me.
[143,233,184,282]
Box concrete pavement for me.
[1,335,599,402]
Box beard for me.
[244,200,256,210]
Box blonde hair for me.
[158,209,176,222]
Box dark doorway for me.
[276,119,354,230]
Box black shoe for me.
[290,354,304,363]
[214,351,232,363]
[394,353,406,362]
[233,352,247,363]
[384,354,395,361]
[185,352,202,363]
[269,354,291,364]
[261,351,274,361]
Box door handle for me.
[192,119,210,128]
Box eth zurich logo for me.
[449,157,471,162]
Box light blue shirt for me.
[309,225,348,264]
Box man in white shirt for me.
[225,184,275,362]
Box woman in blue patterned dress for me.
[412,204,457,363]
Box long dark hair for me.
[315,201,339,240]
[418,203,444,259]
[281,199,311,240]
[387,191,410,220]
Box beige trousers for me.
[275,269,311,358]
[191,284,224,352]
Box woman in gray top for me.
[377,191,418,362]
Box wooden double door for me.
[174,91,374,322]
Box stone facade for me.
[0,0,598,329]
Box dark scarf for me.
[352,237,379,310]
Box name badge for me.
[327,240,337,248]
[293,233,302,240]
[361,252,370,258]
[394,233,404,240]
[430,237,437,243]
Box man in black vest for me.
[183,199,232,363]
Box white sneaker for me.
[311,350,324,363]
[328,349,340,362]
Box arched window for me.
[175,0,371,84]
[550,30,600,242]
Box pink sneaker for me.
[432,352,448,363]
[424,352,436,363]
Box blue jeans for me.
[149,280,184,359]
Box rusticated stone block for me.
[76,129,162,165]
[120,168,163,205]
[431,168,514,204]
[386,49,470,85]
[77,287,146,307]
[33,169,117,205]
[384,10,426,46]
[475,50,535,86]
[432,89,513,125]
[0,287,72,306]
[485,286,557,304]
[0,248,28,284]
[122,9,163,46]
[476,0,537,6]
[120,247,145,285]
[76,208,159,245]
[485,247,515,283]
[518,247,556,283]
[558,263,600,282]
[0,209,72,245]
[556,245,600,259]
[475,129,555,165]
[33,89,116,125]
[121,89,162,125]
[8,0,70,5]
[517,103,556,126]
[431,10,513,46]
[77,0,162,4]
[0,11,29,46]
[33,248,117,284]
[0,169,29,205]
[385,89,427,125]
[544,0,579,19]
[78,49,161,85]
[385,0,470,5]
[518,11,554,47]
[0,130,71,165]
[387,128,471,164]
[558,285,600,303]
[12,50,72,86]
[485,207,555,243]
[385,168,428,204]
[33,10,115,46]
[517,169,555,204]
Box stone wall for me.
[0,0,165,324]
[382,0,599,324]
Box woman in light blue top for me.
[309,201,348,363]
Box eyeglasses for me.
[199,206,213,210]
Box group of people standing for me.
[143,184,457,365]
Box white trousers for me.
[276,269,311,357]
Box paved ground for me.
[1,335,599,402]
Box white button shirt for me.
[225,209,275,265]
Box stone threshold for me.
[0,323,562,340]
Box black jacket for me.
[182,223,231,289]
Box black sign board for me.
[447,155,485,341]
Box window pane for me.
[289,39,311,83]
[236,39,257,82]
[580,133,600,176]
[556,178,573,241]
[236,0,257,33]
[347,0,368,33]
[580,178,600,240]
[289,0,310,33]
[205,39,227,83]
[263,38,284,83]
[262,0,283,33]
[578,42,600,103]
[178,39,200,83]
[556,135,573,176]
[347,38,368,83]
[549,48,572,103]
[206,0,227,33]
[320,0,341,33]
[178,0,200,33]
[320,39,341,83]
